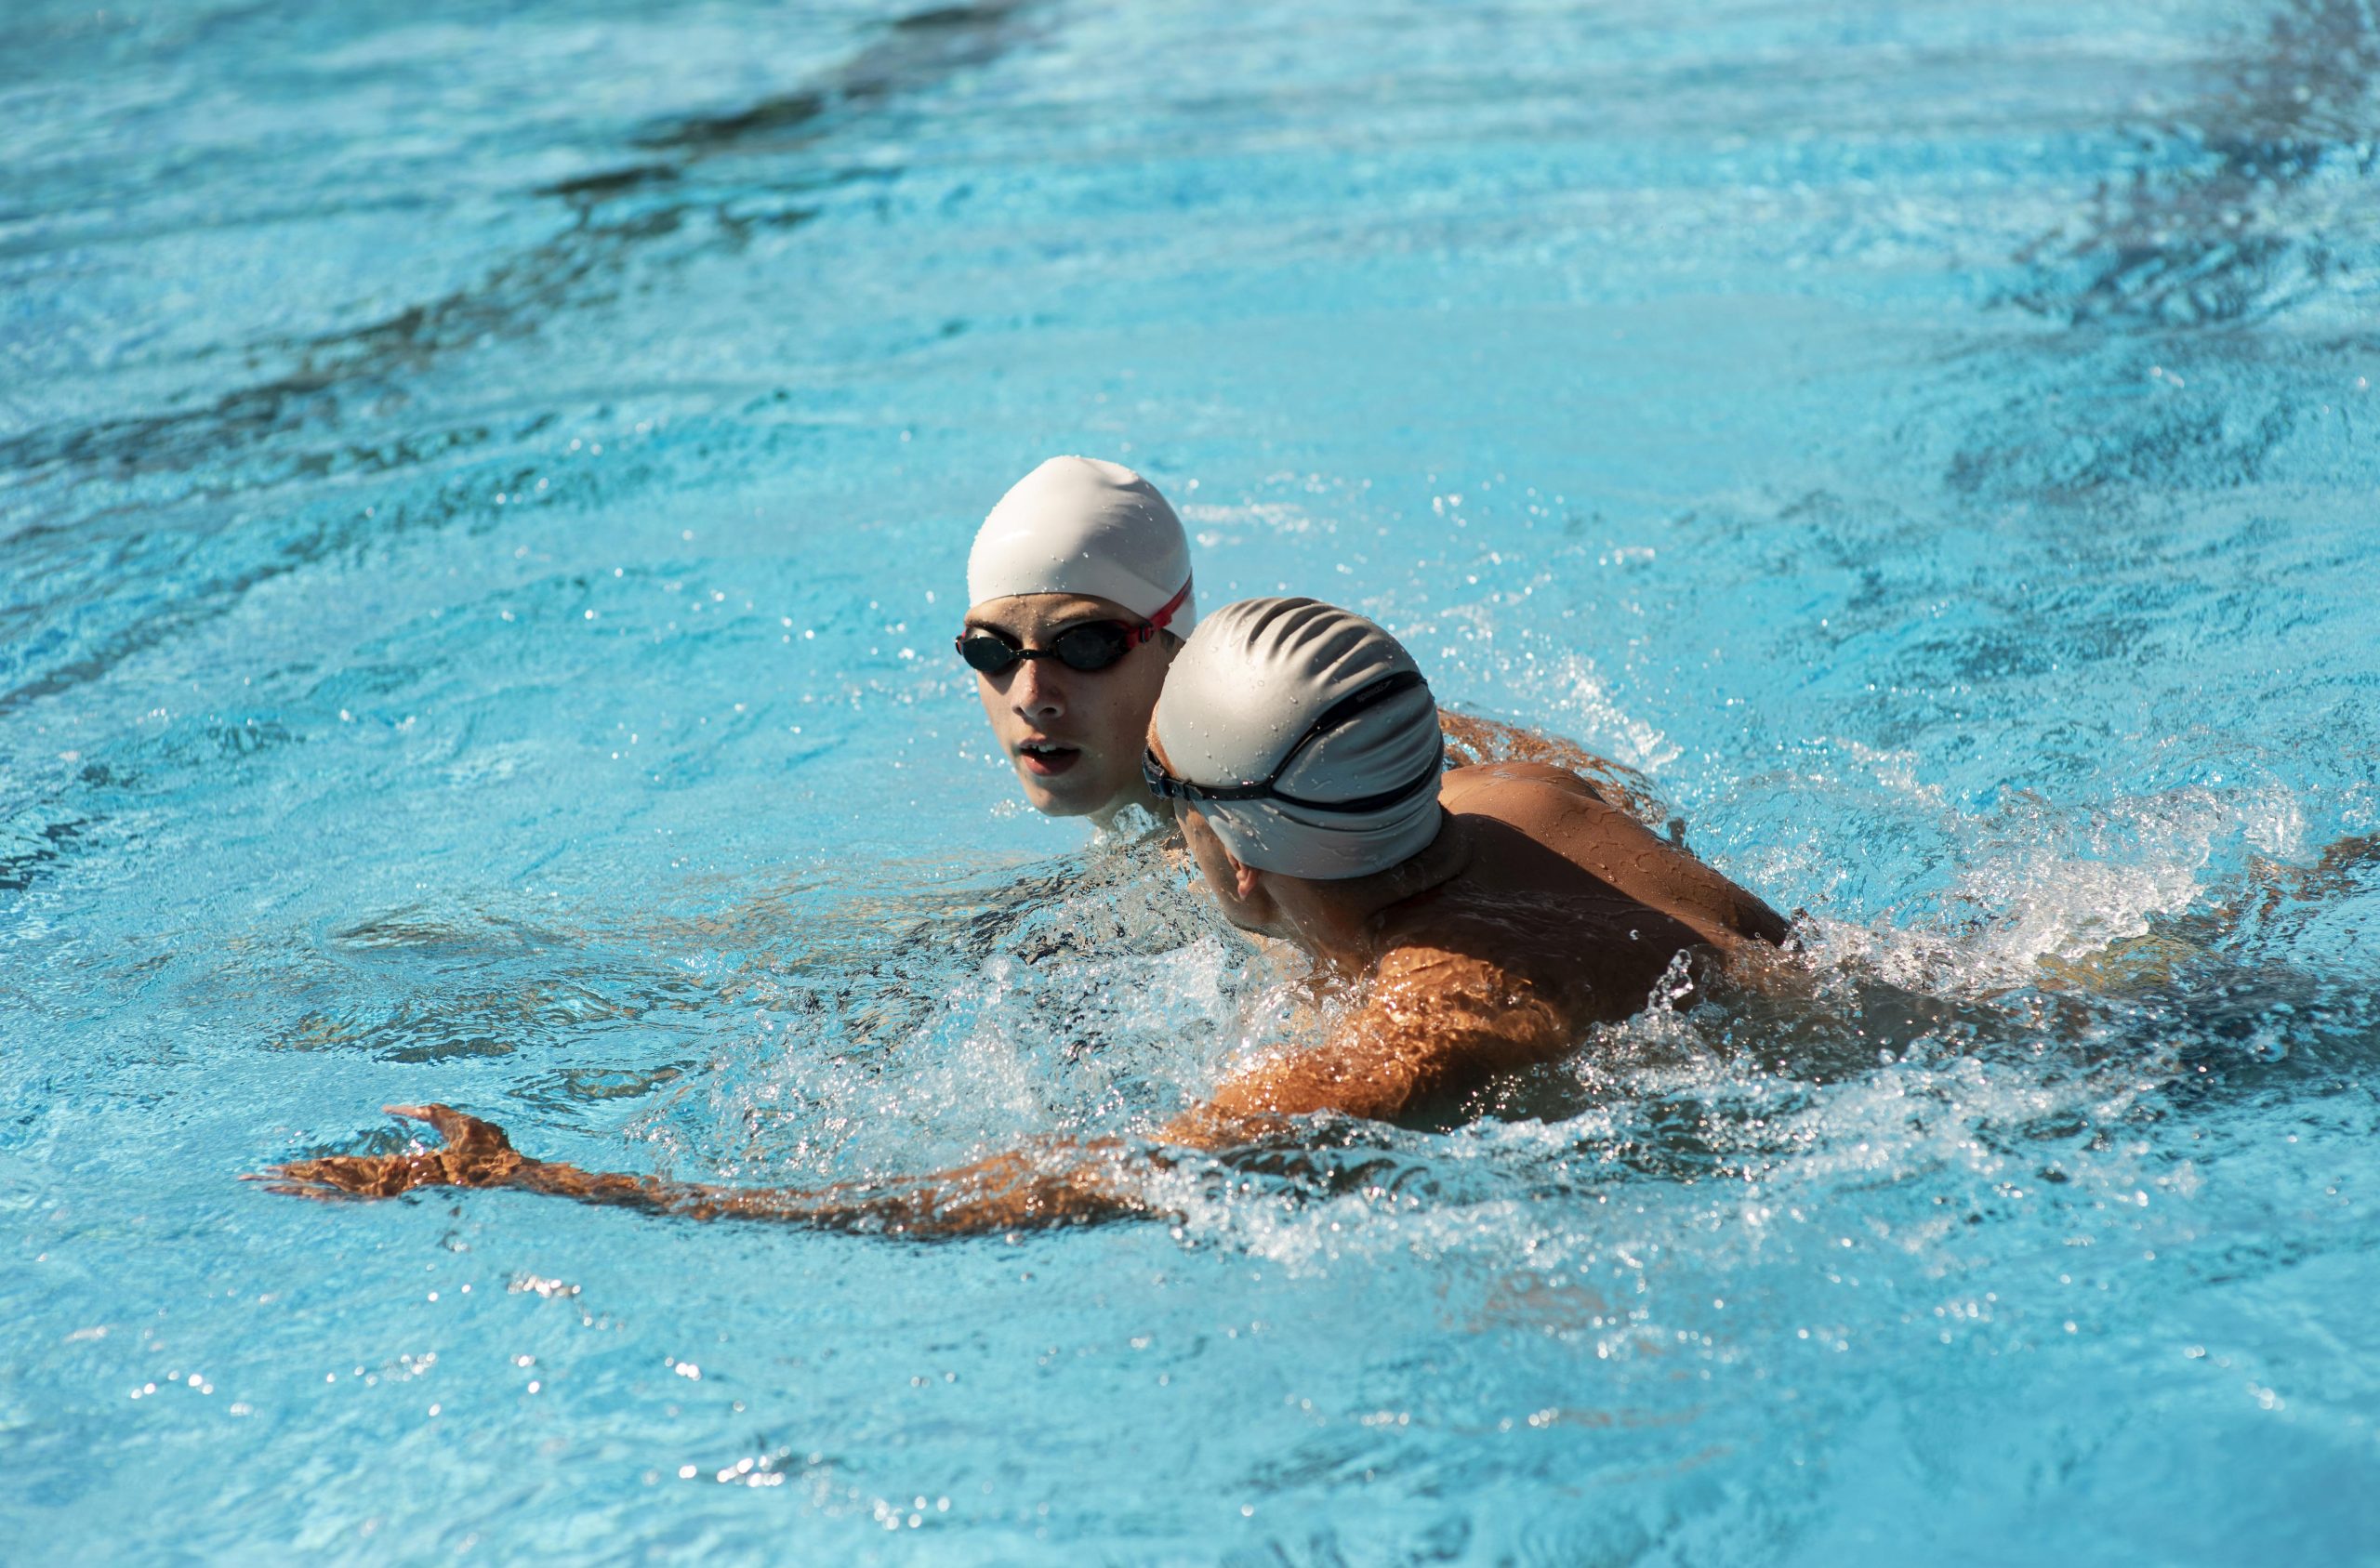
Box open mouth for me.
[1017,739,1082,777]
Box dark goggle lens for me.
[956,622,1140,676]
[1048,622,1136,670]
[958,633,1023,674]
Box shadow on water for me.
[2006,0,2380,335]
[631,2,1032,156]
[1950,0,2380,507]
[0,2,1038,493]
[0,2,1051,886]
[0,801,89,893]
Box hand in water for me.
[258,1103,533,1198]
[255,1101,1157,1232]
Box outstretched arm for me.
[262,962,1560,1235]
[261,1104,1175,1238]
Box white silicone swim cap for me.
[966,456,1196,632]
[1154,598,1445,879]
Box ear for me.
[1226,850,1263,903]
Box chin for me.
[1018,772,1103,818]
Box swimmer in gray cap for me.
[1141,597,1787,1136]
[263,600,1785,1232]
[957,455,1668,831]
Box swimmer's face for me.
[964,592,1175,821]
[1149,731,1279,934]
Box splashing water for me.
[6,0,2379,1560]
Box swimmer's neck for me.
[1267,811,1472,979]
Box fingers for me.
[248,1154,439,1199]
[269,1153,431,1198]
[253,1105,523,1204]
[251,1175,372,1202]
[385,1102,512,1153]
[274,1156,377,1190]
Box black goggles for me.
[1141,670,1442,815]
[956,577,1193,677]
[955,619,1149,676]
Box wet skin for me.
[1161,756,1791,1132]
[263,759,1789,1235]
[964,592,1175,825]
[1434,711,1669,829]
[965,596,1672,831]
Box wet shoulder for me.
[1439,761,1646,846]
[1367,943,1574,1070]
[1436,763,1791,950]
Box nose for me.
[1011,656,1066,721]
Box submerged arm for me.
[263,965,1559,1235]
[263,1104,1171,1238]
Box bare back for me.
[1196,762,1790,1131]
[1380,763,1786,1020]
[1437,762,1785,948]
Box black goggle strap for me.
[1271,735,1445,815]
[1145,670,1440,814]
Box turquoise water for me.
[7,0,2379,1559]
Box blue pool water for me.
[7,0,2379,1559]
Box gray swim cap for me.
[967,456,1197,632]
[1154,598,1444,879]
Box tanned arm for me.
[260,955,1567,1237]
[1165,948,1568,1136]
[259,1103,1170,1238]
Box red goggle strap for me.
[1141,577,1194,639]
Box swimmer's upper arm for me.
[1452,759,1606,797]
[1457,771,1792,950]
[1160,951,1568,1147]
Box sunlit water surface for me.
[6,0,2379,1561]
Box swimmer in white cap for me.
[958,455,1670,832]
[958,455,1197,824]
[263,600,1785,1232]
